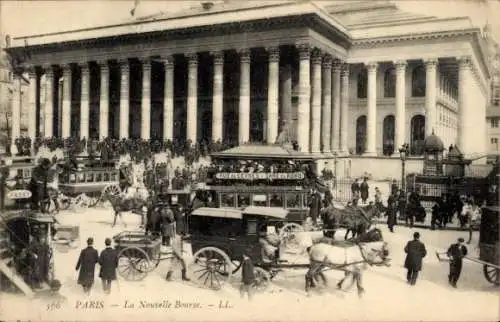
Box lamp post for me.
[399,143,409,192]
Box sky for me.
[0,0,499,43]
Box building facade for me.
[0,33,32,148]
[5,1,491,163]
[486,33,500,157]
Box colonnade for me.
[11,49,476,157]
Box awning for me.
[243,206,289,219]
[190,207,242,219]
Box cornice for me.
[351,30,477,47]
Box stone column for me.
[80,63,90,140]
[212,50,224,142]
[331,60,341,152]
[119,60,130,139]
[297,44,311,153]
[187,53,198,143]
[27,68,37,141]
[280,63,292,132]
[424,58,438,137]
[238,49,251,145]
[267,46,279,144]
[339,63,349,154]
[99,61,110,139]
[163,57,174,140]
[44,66,54,138]
[310,49,322,154]
[321,54,332,154]
[10,74,21,152]
[458,56,472,152]
[141,59,151,140]
[61,64,72,138]
[365,62,378,156]
[394,60,407,153]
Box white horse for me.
[305,230,389,297]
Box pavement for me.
[0,204,498,322]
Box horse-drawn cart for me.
[112,231,185,281]
[436,205,500,286]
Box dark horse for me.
[103,191,151,227]
[321,203,379,240]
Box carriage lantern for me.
[398,143,410,191]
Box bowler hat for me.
[105,238,112,246]
[413,232,420,239]
[458,237,465,243]
[87,237,94,245]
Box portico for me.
[5,0,491,165]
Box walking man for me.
[447,237,467,288]
[98,238,118,294]
[404,232,427,285]
[76,237,99,295]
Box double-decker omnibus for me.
[194,144,328,226]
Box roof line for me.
[12,1,299,41]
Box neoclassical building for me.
[4,0,491,171]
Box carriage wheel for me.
[279,223,304,252]
[103,184,121,198]
[189,247,232,290]
[117,247,150,281]
[252,267,271,293]
[483,265,500,286]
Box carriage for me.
[57,166,122,208]
[199,144,330,236]
[187,206,389,292]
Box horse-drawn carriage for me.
[187,206,390,293]
[57,166,122,208]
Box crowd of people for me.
[11,136,236,163]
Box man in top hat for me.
[76,237,99,295]
[447,237,468,288]
[98,238,118,294]
[404,232,427,285]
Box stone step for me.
[0,258,34,297]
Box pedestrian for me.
[390,179,399,196]
[351,178,360,200]
[447,237,467,288]
[404,232,427,285]
[360,177,369,204]
[161,206,176,246]
[75,237,99,295]
[240,253,255,301]
[386,193,397,233]
[98,238,118,294]
[397,189,407,221]
[431,202,440,230]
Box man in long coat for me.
[404,232,427,285]
[360,177,369,204]
[98,238,118,294]
[76,237,99,295]
[308,190,321,226]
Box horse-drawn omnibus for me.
[196,144,328,231]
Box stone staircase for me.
[0,218,49,298]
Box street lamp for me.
[398,143,410,192]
